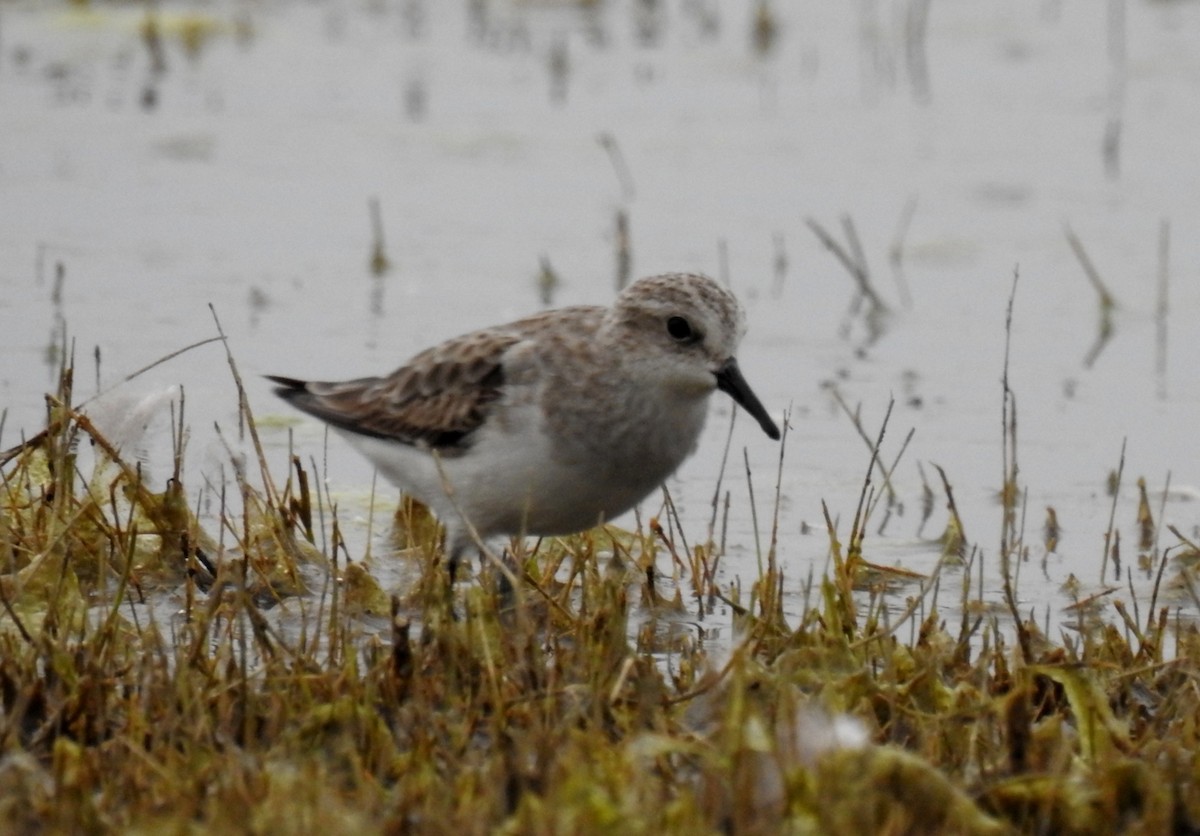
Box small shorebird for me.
[270,272,780,576]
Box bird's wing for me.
[269,328,522,452]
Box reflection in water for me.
[597,133,636,201]
[466,0,487,43]
[246,286,270,330]
[904,0,933,105]
[682,0,721,40]
[634,0,665,48]
[1155,219,1169,401]
[368,197,390,279]
[887,196,918,310]
[368,198,390,340]
[614,209,632,292]
[44,262,67,376]
[536,256,560,308]
[1083,310,1115,370]
[807,216,892,350]
[400,0,426,40]
[1104,0,1126,181]
[403,76,427,122]
[752,1,778,57]
[1065,225,1117,369]
[547,35,569,105]
[369,279,385,333]
[770,232,787,300]
[580,6,608,49]
[140,8,167,110]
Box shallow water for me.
[2,0,1199,645]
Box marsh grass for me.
[1,351,1199,835]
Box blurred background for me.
[1,0,1198,629]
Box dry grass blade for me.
[830,387,900,504]
[1100,438,1126,584]
[999,268,1032,664]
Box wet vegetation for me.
[4,1,1200,833]
[2,345,1198,835]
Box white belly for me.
[342,390,711,540]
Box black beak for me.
[714,358,781,440]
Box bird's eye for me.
[666,316,694,342]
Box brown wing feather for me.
[269,329,521,452]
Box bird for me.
[269,272,780,577]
